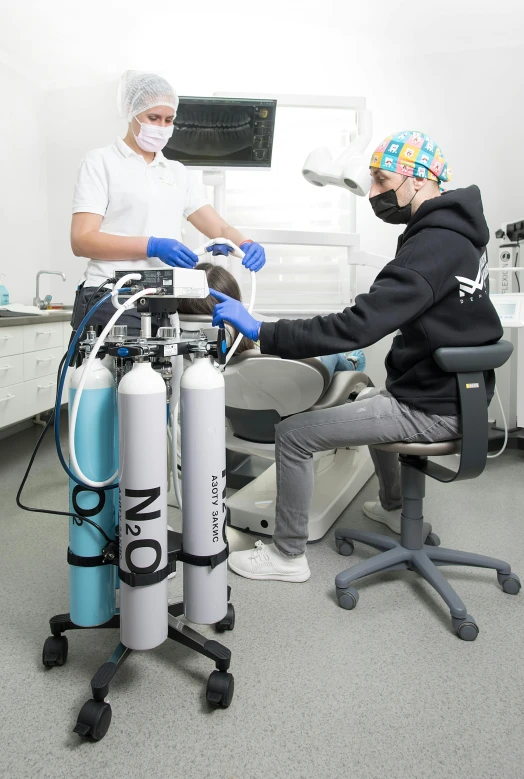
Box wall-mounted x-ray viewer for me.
[163,96,277,169]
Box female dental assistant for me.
[70,70,266,334]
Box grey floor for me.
[1,418,523,779]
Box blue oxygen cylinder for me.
[69,358,117,627]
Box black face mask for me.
[369,177,416,225]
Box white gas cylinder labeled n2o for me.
[118,361,168,650]
[180,355,227,625]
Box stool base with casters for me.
[42,531,236,741]
[335,438,521,640]
[335,342,521,640]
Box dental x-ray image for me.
[164,97,276,167]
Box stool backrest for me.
[421,340,513,484]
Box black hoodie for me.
[259,185,503,416]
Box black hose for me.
[15,352,114,544]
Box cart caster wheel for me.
[42,635,68,667]
[215,603,235,633]
[425,532,441,547]
[335,539,354,557]
[336,586,359,610]
[452,614,479,641]
[498,572,521,595]
[73,699,112,741]
[206,671,234,709]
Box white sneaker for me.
[228,540,311,582]
[363,500,401,534]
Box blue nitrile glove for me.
[147,236,198,269]
[240,240,266,272]
[210,289,261,341]
[206,243,235,257]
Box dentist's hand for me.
[210,289,262,341]
[240,240,266,272]
[147,236,198,269]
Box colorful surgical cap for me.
[369,130,452,188]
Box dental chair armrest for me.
[307,372,371,411]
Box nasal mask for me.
[133,116,174,153]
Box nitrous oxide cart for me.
[40,241,249,741]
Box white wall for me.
[353,44,523,267]
[44,81,126,303]
[0,60,51,305]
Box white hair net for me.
[117,70,179,122]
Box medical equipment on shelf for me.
[494,219,523,295]
[41,241,244,742]
[496,219,524,243]
[490,293,524,328]
[487,220,524,449]
[488,292,524,449]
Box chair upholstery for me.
[373,440,460,456]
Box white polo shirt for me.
[72,136,208,287]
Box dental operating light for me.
[302,108,373,197]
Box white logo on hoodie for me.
[455,251,488,298]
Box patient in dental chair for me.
[177,262,366,378]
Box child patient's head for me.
[177,262,256,353]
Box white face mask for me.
[133,116,174,152]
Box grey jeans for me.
[273,389,460,556]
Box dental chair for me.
[334,340,521,640]
[178,314,375,541]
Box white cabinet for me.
[24,375,60,418]
[0,327,24,359]
[23,321,63,353]
[23,347,62,382]
[0,353,24,388]
[0,382,26,428]
[0,317,72,431]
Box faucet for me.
[34,270,66,309]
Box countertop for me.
[0,311,72,327]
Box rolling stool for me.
[334,340,521,640]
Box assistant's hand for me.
[240,240,266,272]
[210,289,261,341]
[147,236,198,269]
